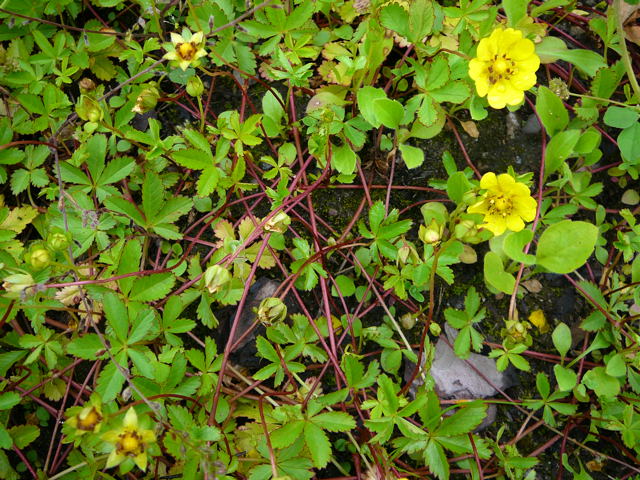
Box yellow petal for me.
[191,31,204,44]
[510,39,535,60]
[134,452,148,471]
[123,408,139,429]
[510,71,537,90]
[480,172,498,190]
[476,37,497,61]
[529,309,549,333]
[506,214,525,232]
[468,59,486,81]
[496,173,516,191]
[498,28,523,52]
[483,215,507,235]
[163,51,178,61]
[170,32,185,45]
[468,199,489,215]
[513,196,537,221]
[516,55,541,74]
[105,449,124,469]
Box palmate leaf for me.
[312,411,355,432]
[304,422,331,468]
[436,401,486,436]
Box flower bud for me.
[2,273,35,298]
[400,312,416,330]
[79,78,96,93]
[203,265,232,295]
[186,76,204,97]
[47,227,71,251]
[429,322,442,337]
[25,244,52,270]
[256,297,287,325]
[76,95,103,123]
[264,211,291,234]
[396,238,413,264]
[419,219,443,245]
[132,85,160,114]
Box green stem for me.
[614,0,640,101]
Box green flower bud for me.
[47,228,71,251]
[25,244,52,270]
[419,219,443,245]
[264,211,291,234]
[400,312,416,330]
[501,319,533,348]
[76,95,103,123]
[203,265,232,295]
[186,76,205,97]
[429,322,442,337]
[2,273,35,298]
[256,297,287,325]
[132,85,160,114]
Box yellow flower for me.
[102,408,156,471]
[468,172,537,236]
[468,27,540,109]
[529,309,549,333]
[163,30,207,71]
[67,405,103,433]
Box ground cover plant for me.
[0,0,639,478]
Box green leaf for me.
[304,422,331,468]
[603,106,640,129]
[312,411,355,432]
[484,251,515,294]
[183,129,212,153]
[618,123,640,165]
[103,292,129,343]
[332,275,356,297]
[196,166,220,197]
[271,420,304,449]
[66,334,105,359]
[129,273,176,302]
[142,173,164,221]
[380,3,409,37]
[357,86,386,128]
[605,353,627,377]
[9,425,39,449]
[399,143,424,169]
[582,366,620,398]
[0,392,20,410]
[373,98,405,129]
[552,322,572,359]
[429,81,470,104]
[503,0,529,26]
[446,171,472,203]
[424,440,449,480]
[437,401,486,436]
[332,143,357,175]
[536,86,568,136]
[502,229,535,264]
[172,148,212,170]
[536,36,606,77]
[95,362,125,402]
[554,364,577,391]
[545,129,580,177]
[536,220,598,274]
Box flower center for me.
[118,431,143,456]
[488,194,513,217]
[77,407,102,431]
[487,55,516,84]
[177,42,196,61]
[493,58,509,74]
